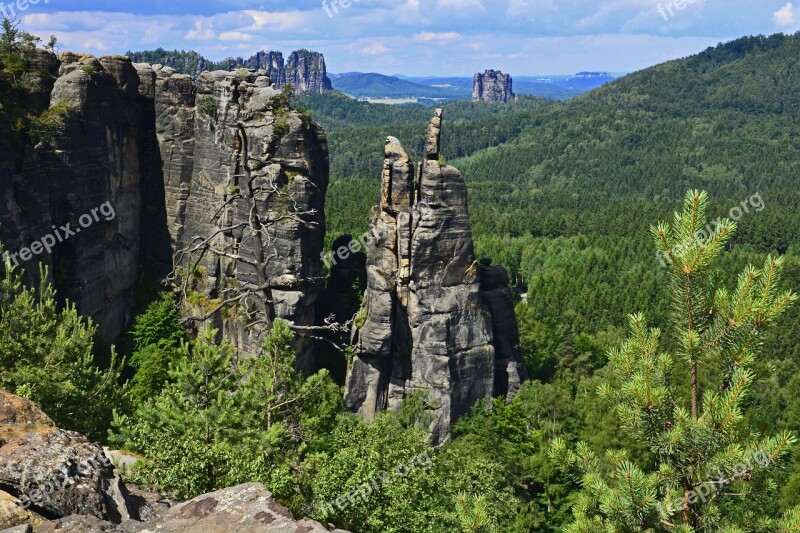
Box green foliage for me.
[274,117,289,137]
[196,94,215,118]
[234,68,250,81]
[271,83,296,114]
[125,48,206,75]
[550,191,799,531]
[0,251,124,441]
[112,320,341,501]
[126,292,185,405]
[29,100,71,144]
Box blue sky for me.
[10,0,800,75]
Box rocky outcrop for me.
[0,49,331,369]
[0,52,163,341]
[344,110,527,443]
[0,390,135,523]
[0,391,346,532]
[34,484,348,532]
[214,50,332,94]
[479,259,528,399]
[153,67,329,370]
[472,70,515,103]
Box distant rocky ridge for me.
[472,69,515,103]
[344,110,528,444]
[127,48,332,93]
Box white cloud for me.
[218,31,254,41]
[82,39,108,51]
[774,3,796,27]
[185,20,215,41]
[412,31,463,42]
[244,10,306,31]
[362,42,390,55]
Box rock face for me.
[0,49,331,370]
[153,67,329,370]
[472,70,515,103]
[0,52,164,342]
[0,390,134,523]
[215,50,333,93]
[344,111,527,443]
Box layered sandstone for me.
[153,67,329,371]
[344,110,527,443]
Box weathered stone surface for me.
[345,111,527,443]
[154,68,329,371]
[0,491,44,531]
[0,52,150,341]
[0,391,134,523]
[472,70,515,103]
[35,484,348,532]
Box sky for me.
[7,0,800,76]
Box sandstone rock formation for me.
[344,110,527,443]
[0,52,163,342]
[213,50,333,93]
[472,70,515,103]
[0,50,330,368]
[153,67,329,370]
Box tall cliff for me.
[472,70,515,103]
[152,66,329,370]
[344,110,527,444]
[0,52,328,367]
[0,52,163,341]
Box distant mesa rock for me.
[571,71,613,80]
[472,69,515,103]
[233,49,332,94]
[344,110,528,444]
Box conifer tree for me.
[0,251,123,441]
[551,191,800,532]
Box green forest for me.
[4,17,800,531]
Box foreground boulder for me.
[0,390,134,522]
[35,484,346,533]
[0,391,347,532]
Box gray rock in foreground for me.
[0,390,135,523]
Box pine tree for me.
[0,252,123,441]
[112,319,341,501]
[551,191,800,532]
[112,326,249,499]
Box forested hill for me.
[312,34,800,253]
[459,33,800,198]
[310,38,800,520]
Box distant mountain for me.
[329,72,468,100]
